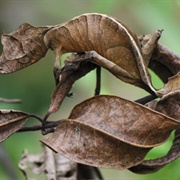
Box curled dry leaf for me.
[0,110,29,142]
[129,91,180,174]
[129,128,180,174]
[139,40,180,83]
[155,90,180,119]
[0,23,49,73]
[47,60,97,114]
[68,95,180,147]
[150,43,180,76]
[42,119,152,170]
[158,72,180,96]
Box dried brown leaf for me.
[68,95,180,147]
[42,119,152,170]
[150,43,180,76]
[158,72,180,96]
[0,110,29,142]
[0,23,49,73]
[42,94,180,170]
[129,91,180,174]
[129,128,180,174]
[155,90,180,119]
[47,60,97,114]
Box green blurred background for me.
[0,0,180,179]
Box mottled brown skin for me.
[0,23,49,73]
[44,14,141,82]
[0,13,160,92]
[44,13,161,92]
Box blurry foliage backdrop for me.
[0,0,180,179]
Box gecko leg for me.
[80,50,156,94]
[83,51,136,84]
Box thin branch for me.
[135,94,157,105]
[94,66,101,96]
[29,114,43,123]
[17,121,60,132]
[93,167,104,180]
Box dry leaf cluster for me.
[0,13,180,179]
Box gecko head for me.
[0,23,49,73]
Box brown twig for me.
[94,66,101,96]
[135,94,157,105]
[18,120,60,132]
